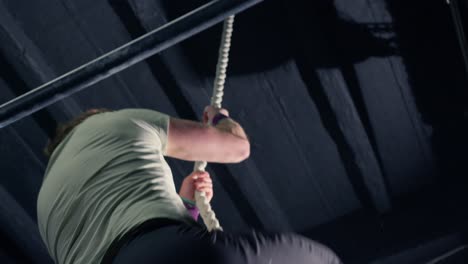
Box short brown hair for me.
[44,108,111,158]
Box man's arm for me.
[165,117,250,163]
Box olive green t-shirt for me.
[37,109,196,264]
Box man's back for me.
[37,109,196,264]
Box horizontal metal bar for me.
[0,0,263,128]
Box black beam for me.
[448,0,468,80]
[0,186,53,264]
[0,0,262,128]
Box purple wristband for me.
[211,113,229,126]
[183,202,199,221]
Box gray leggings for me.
[103,218,342,264]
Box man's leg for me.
[111,223,341,264]
[209,228,342,264]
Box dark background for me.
[1,0,468,263]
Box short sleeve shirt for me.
[37,109,196,264]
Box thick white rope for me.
[193,15,235,232]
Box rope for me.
[192,15,235,232]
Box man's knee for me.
[209,230,341,264]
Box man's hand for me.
[203,106,229,125]
[179,171,213,203]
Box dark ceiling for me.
[1,0,468,263]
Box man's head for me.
[44,108,111,158]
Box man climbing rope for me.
[37,106,341,264]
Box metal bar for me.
[0,0,263,128]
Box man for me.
[37,106,341,264]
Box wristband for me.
[180,196,197,208]
[211,113,230,126]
